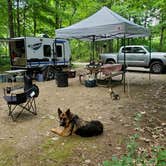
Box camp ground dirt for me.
[0,69,165,166]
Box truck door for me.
[118,47,147,67]
[130,47,147,67]
[118,47,132,66]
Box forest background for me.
[0,0,166,64]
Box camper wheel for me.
[43,67,55,81]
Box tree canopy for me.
[0,0,166,53]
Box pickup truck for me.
[100,45,166,73]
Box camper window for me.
[43,45,51,57]
[56,45,62,57]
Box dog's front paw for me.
[51,127,63,135]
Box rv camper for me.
[9,37,71,80]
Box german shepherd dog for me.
[51,108,103,137]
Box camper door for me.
[55,43,64,64]
[9,38,26,67]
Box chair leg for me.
[8,104,18,121]
[6,97,38,121]
[26,98,37,115]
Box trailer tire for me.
[43,67,55,81]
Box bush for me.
[0,56,10,73]
[103,135,165,166]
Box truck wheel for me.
[106,60,115,64]
[150,61,163,74]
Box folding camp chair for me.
[3,84,39,121]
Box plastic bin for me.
[36,73,44,82]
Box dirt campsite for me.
[0,68,166,166]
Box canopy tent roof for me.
[56,6,150,41]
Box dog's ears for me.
[58,108,62,116]
[66,109,71,117]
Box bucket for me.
[16,75,24,82]
[85,79,96,88]
[0,74,7,83]
[56,72,68,87]
[36,73,44,82]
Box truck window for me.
[122,47,132,53]
[56,45,62,57]
[43,45,51,57]
[132,47,146,54]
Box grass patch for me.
[39,136,82,165]
[0,144,15,166]
[38,136,99,165]
[103,134,166,166]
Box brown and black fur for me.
[108,88,120,100]
[51,108,103,137]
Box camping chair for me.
[3,84,39,121]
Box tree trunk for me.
[23,5,27,36]
[16,0,20,36]
[33,15,37,36]
[55,0,60,29]
[159,27,165,51]
[7,0,14,38]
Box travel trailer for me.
[9,37,71,80]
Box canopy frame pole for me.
[123,34,126,93]
[149,35,152,80]
[92,35,95,62]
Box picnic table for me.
[80,63,124,87]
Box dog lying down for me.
[51,108,103,137]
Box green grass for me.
[103,110,166,166]
[0,144,15,166]
[39,136,82,165]
[0,57,10,73]
[38,136,99,165]
[103,135,166,166]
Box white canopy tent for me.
[56,6,150,41]
[55,6,150,92]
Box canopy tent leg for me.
[149,35,152,81]
[91,35,95,62]
[123,34,126,93]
